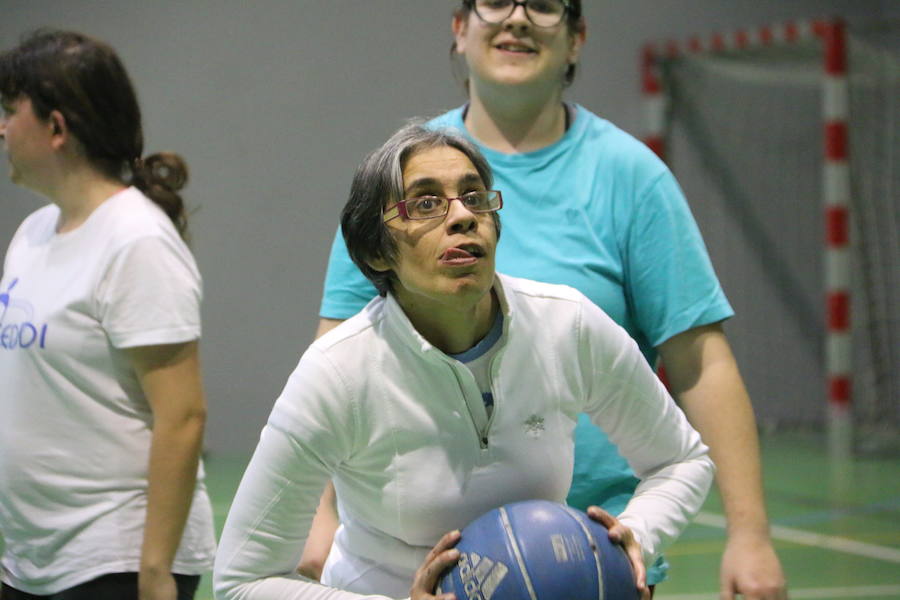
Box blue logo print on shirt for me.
[0,278,49,350]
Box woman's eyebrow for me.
[404,177,441,196]
[458,173,484,187]
[404,172,484,196]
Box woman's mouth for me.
[495,43,536,55]
[439,245,485,266]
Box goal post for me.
[642,18,899,457]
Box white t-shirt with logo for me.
[0,187,216,595]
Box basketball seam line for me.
[563,506,606,600]
[499,506,539,600]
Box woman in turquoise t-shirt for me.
[314,2,786,598]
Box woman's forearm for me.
[141,413,205,573]
[658,324,771,540]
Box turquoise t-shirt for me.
[320,105,733,583]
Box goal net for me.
[647,20,899,452]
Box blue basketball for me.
[437,500,639,600]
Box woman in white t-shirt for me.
[0,29,215,600]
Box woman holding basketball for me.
[0,30,215,600]
[213,123,712,600]
[317,2,786,598]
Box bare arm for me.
[297,481,339,580]
[127,341,207,600]
[295,317,346,580]
[658,323,786,600]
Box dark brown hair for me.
[0,29,189,238]
[452,0,585,87]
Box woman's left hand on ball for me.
[587,506,651,600]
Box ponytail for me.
[131,152,190,240]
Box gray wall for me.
[1,1,893,454]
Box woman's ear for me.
[367,256,391,273]
[568,18,587,65]
[452,11,469,55]
[48,110,69,150]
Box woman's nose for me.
[445,198,478,232]
[503,3,531,31]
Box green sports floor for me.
[197,431,900,599]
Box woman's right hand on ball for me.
[410,529,461,600]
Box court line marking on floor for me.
[659,584,900,599]
[773,496,900,528]
[695,512,900,564]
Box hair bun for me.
[142,152,188,192]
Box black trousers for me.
[1,572,201,600]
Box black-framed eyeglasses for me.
[469,0,570,28]
[383,190,503,222]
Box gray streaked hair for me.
[341,121,499,296]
